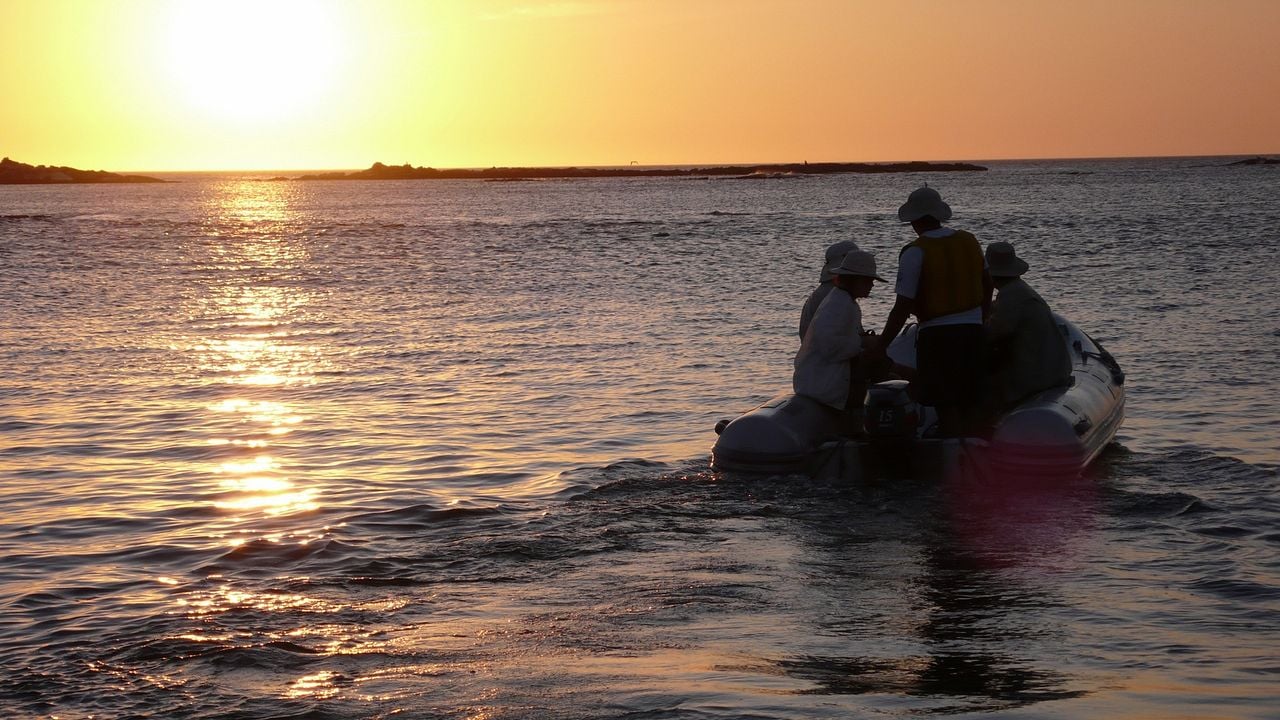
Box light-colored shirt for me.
[793,286,864,409]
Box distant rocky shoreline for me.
[1225,156,1280,166]
[295,160,989,182]
[0,157,166,184]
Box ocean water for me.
[1,158,1277,719]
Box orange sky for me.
[2,0,1277,171]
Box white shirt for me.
[894,227,984,328]
[793,286,864,408]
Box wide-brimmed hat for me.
[819,240,860,280]
[830,250,886,282]
[985,241,1029,277]
[897,186,952,223]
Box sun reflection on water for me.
[287,670,342,700]
[179,585,333,616]
[207,179,308,230]
[190,181,324,522]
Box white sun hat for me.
[897,186,953,223]
[830,249,886,282]
[820,240,861,280]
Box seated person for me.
[799,240,859,339]
[793,250,886,434]
[984,242,1073,413]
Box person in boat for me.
[874,186,992,437]
[983,242,1073,413]
[793,250,886,434]
[798,240,859,339]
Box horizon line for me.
[79,151,1278,175]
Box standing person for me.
[794,250,886,433]
[799,240,859,339]
[984,242,1072,412]
[876,186,992,437]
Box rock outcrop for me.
[0,157,166,184]
[297,159,987,182]
[1226,156,1280,166]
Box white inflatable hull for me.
[711,316,1124,479]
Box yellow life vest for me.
[902,230,985,321]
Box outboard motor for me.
[863,380,919,475]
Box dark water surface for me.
[2,159,1278,718]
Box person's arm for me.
[985,295,1017,344]
[875,245,920,353]
[846,301,865,359]
[799,294,816,339]
[877,295,914,352]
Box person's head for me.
[898,186,952,234]
[836,273,876,298]
[910,216,942,234]
[985,241,1029,287]
[830,250,885,298]
[819,240,860,282]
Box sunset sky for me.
[2,0,1277,172]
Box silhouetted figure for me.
[983,242,1072,413]
[794,250,886,435]
[877,187,992,437]
[799,240,859,339]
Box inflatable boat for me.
[711,315,1124,480]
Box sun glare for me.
[160,0,346,123]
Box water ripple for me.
[2,164,1279,718]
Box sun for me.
[160,0,347,123]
